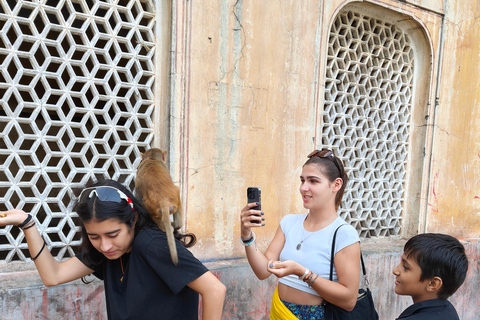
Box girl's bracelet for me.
[21,220,36,230]
[32,237,46,261]
[17,214,33,229]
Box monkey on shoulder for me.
[135,148,183,265]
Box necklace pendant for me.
[296,243,302,250]
[120,276,123,282]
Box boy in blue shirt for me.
[393,233,468,320]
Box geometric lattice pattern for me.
[322,10,414,238]
[0,0,155,263]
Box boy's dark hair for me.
[404,233,468,300]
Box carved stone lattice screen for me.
[322,10,414,238]
[0,0,155,263]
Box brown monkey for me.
[135,148,183,265]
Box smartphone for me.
[247,187,261,211]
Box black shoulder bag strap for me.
[329,224,368,286]
[326,225,379,320]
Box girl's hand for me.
[240,202,264,239]
[267,259,304,278]
[0,209,29,227]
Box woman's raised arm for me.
[240,201,286,280]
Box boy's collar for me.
[397,299,453,318]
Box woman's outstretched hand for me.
[0,209,29,227]
[267,259,303,278]
[240,202,264,239]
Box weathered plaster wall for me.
[168,0,461,263]
[171,0,323,261]
[426,0,480,238]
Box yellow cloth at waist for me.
[269,286,298,320]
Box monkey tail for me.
[161,205,178,265]
[175,231,197,248]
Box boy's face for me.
[392,252,434,304]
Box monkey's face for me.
[84,218,135,259]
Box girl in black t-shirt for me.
[0,180,226,320]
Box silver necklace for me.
[296,215,337,250]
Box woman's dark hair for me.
[304,149,348,210]
[404,233,468,300]
[76,179,156,268]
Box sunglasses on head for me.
[79,186,134,210]
[308,149,343,175]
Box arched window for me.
[321,3,432,238]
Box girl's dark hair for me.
[76,179,197,269]
[76,179,156,268]
[304,149,348,210]
[404,233,468,300]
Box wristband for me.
[304,271,314,283]
[240,231,256,246]
[21,220,36,230]
[299,268,310,280]
[241,232,254,243]
[308,274,319,287]
[17,214,33,229]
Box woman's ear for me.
[333,178,343,192]
[426,276,443,293]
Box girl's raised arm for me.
[0,209,94,286]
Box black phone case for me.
[247,187,261,211]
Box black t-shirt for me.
[76,228,209,320]
[396,299,460,320]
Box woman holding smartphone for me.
[240,149,361,320]
[0,179,226,320]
